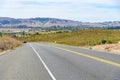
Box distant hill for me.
[0,17,120,29]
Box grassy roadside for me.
[17,30,120,47]
[0,36,22,54]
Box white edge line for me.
[29,44,56,80]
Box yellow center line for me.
[52,46,120,67]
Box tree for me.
[0,32,2,37]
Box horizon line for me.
[0,16,120,23]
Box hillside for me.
[0,17,82,28]
[18,30,120,46]
[0,17,120,29]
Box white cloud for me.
[0,0,120,22]
[83,0,116,5]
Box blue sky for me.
[0,0,120,22]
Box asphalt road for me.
[0,42,120,80]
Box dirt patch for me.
[92,43,120,54]
[0,50,10,55]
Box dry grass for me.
[18,30,120,46]
[0,36,21,52]
[92,43,120,54]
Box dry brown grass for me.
[0,36,21,52]
[92,43,120,54]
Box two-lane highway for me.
[0,43,120,80]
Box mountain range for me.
[0,17,120,29]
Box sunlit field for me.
[17,30,120,46]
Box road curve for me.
[0,42,120,80]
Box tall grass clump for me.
[0,36,21,52]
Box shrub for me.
[0,36,21,52]
[106,40,112,44]
[101,40,107,44]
